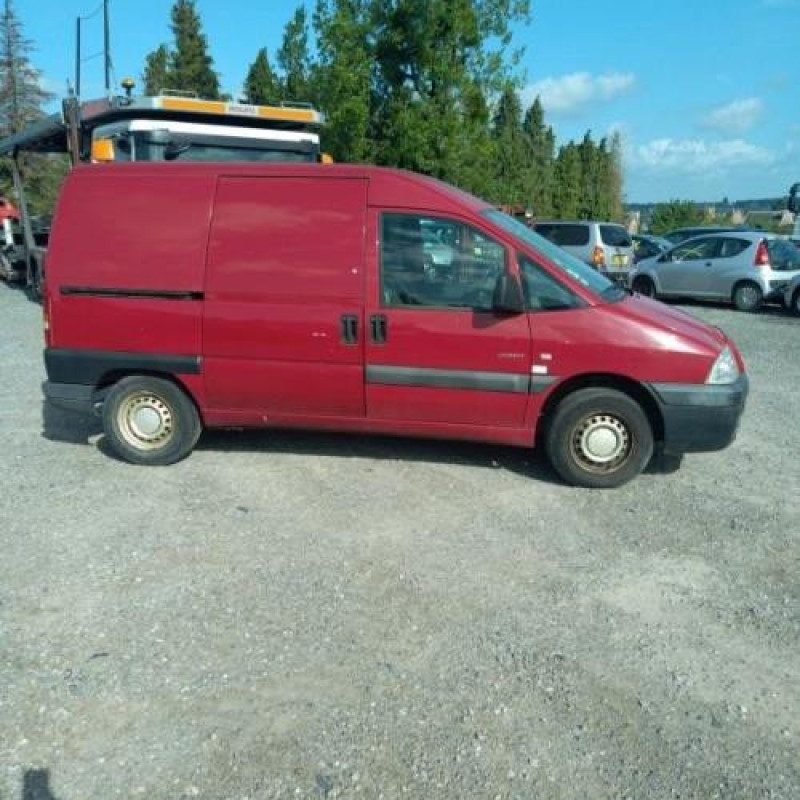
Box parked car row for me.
[533,219,800,315]
[629,232,800,313]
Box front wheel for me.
[732,282,762,312]
[102,376,202,465]
[544,388,654,489]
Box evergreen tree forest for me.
[143,0,626,221]
[0,0,626,220]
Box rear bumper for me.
[43,381,96,414]
[648,374,749,454]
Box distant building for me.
[625,211,641,234]
[730,209,746,225]
[745,209,795,230]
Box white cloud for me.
[522,71,636,116]
[629,138,774,174]
[702,98,764,134]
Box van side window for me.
[380,214,506,310]
[519,254,583,312]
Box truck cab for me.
[87,93,325,164]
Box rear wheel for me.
[544,388,654,489]
[632,275,657,298]
[732,281,762,312]
[102,376,201,465]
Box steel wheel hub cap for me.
[572,414,631,472]
[118,393,174,450]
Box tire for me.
[791,289,800,317]
[632,275,657,298]
[732,281,763,312]
[101,376,202,465]
[544,388,654,489]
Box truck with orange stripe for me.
[0,87,327,294]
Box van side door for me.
[365,211,531,427]
[203,176,367,419]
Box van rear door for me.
[203,176,367,418]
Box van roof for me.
[69,162,493,216]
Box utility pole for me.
[75,16,81,98]
[103,0,110,93]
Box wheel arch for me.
[537,373,664,445]
[731,278,762,301]
[93,370,204,422]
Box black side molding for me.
[366,365,558,394]
[45,348,201,385]
[60,286,203,300]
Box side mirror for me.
[492,273,525,313]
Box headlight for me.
[706,346,740,385]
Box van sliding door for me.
[203,176,367,419]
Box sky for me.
[13,0,800,204]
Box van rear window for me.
[534,224,590,247]
[599,225,632,247]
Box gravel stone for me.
[0,287,799,799]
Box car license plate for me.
[613,254,628,266]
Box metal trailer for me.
[0,92,325,297]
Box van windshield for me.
[482,209,624,301]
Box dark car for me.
[632,233,671,263]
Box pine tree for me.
[312,0,372,162]
[278,6,312,102]
[522,97,555,218]
[170,0,219,98]
[607,130,625,221]
[143,44,170,95]
[0,0,50,136]
[0,0,64,216]
[491,83,527,206]
[577,131,598,219]
[143,1,219,99]
[553,143,582,219]
[243,48,280,106]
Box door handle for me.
[340,314,359,345]
[370,314,387,344]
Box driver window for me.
[670,237,718,262]
[380,213,506,309]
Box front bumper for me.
[647,374,749,454]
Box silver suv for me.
[533,221,635,282]
[629,232,800,311]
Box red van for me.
[42,163,748,488]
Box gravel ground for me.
[1,283,799,800]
